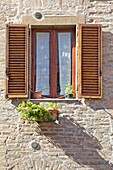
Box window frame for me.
[31,27,76,99]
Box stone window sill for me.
[29,98,81,102]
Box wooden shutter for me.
[78,24,102,98]
[6,24,29,98]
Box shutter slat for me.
[6,24,29,98]
[78,24,102,98]
[9,54,26,56]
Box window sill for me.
[29,98,81,101]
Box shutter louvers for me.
[78,24,102,98]
[6,24,29,98]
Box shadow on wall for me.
[39,117,113,170]
[85,31,113,111]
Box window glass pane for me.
[58,32,72,95]
[35,33,50,95]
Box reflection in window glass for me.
[35,33,50,95]
[58,32,72,95]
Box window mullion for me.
[50,30,57,98]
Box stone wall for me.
[1,0,113,169]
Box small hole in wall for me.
[34,12,43,19]
[31,142,41,150]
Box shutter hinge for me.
[77,85,78,91]
[76,73,79,91]
[5,94,8,98]
[5,68,9,76]
[100,70,102,76]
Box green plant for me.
[41,87,48,91]
[65,83,74,95]
[48,102,58,110]
[16,101,52,122]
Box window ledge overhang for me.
[29,98,81,102]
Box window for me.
[31,28,76,98]
[6,24,102,99]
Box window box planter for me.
[32,91,42,99]
[49,109,59,121]
[66,94,73,99]
[48,102,59,121]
